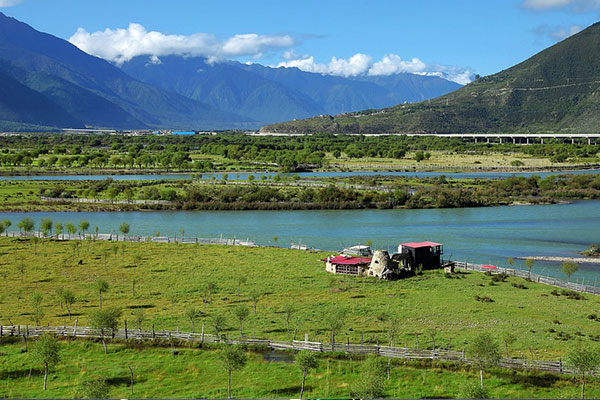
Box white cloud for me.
[535,24,582,41]
[276,53,372,77]
[522,0,600,11]
[368,54,426,75]
[276,53,474,84]
[69,23,295,65]
[0,0,24,6]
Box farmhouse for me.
[323,241,444,279]
[397,242,443,272]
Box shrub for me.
[474,295,494,303]
[458,380,490,399]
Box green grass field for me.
[2,237,600,360]
[1,337,596,399]
[3,237,600,398]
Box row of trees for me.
[23,331,600,399]
[2,132,597,172]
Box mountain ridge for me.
[262,22,600,135]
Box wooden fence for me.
[0,325,573,376]
[454,261,600,296]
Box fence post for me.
[152,323,155,339]
[0,325,2,337]
[305,333,308,343]
[201,324,204,344]
[361,331,364,345]
[124,320,128,339]
[559,358,562,373]
[73,319,78,336]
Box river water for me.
[2,200,599,283]
[1,169,599,181]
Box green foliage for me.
[89,308,121,332]
[458,380,490,399]
[468,332,501,371]
[562,261,579,282]
[76,377,110,399]
[350,355,388,399]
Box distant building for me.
[324,255,373,276]
[397,242,443,272]
[341,245,372,257]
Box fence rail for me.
[5,231,256,246]
[0,325,575,376]
[453,261,600,296]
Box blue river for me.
[1,200,599,283]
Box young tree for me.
[220,345,248,399]
[249,289,261,315]
[66,222,77,238]
[133,309,145,330]
[376,310,390,335]
[283,303,296,333]
[77,377,109,399]
[185,307,201,332]
[296,351,318,399]
[324,307,346,350]
[89,308,121,354]
[566,344,600,399]
[524,258,534,281]
[79,220,90,238]
[31,292,44,326]
[233,305,250,336]
[502,331,517,358]
[350,355,388,399]
[211,313,227,338]
[236,276,247,295]
[18,260,25,282]
[206,281,217,304]
[94,279,109,309]
[507,257,514,268]
[120,222,130,238]
[55,222,63,240]
[468,332,501,389]
[562,261,579,282]
[40,218,53,237]
[0,222,5,237]
[31,334,61,390]
[57,288,76,320]
[17,217,35,236]
[3,219,11,235]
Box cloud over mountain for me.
[276,53,474,84]
[69,23,294,65]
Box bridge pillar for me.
[487,137,490,144]
[541,138,544,144]
[589,138,592,145]
[526,138,530,145]
[499,137,502,144]
[513,137,516,144]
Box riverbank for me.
[521,256,600,264]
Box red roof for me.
[481,265,498,269]
[400,241,443,249]
[323,256,372,265]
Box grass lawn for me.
[2,237,600,363]
[0,337,596,399]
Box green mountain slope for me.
[262,22,600,134]
[0,69,83,129]
[0,12,252,130]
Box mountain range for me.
[263,22,600,134]
[0,12,461,131]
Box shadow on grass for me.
[0,367,44,380]
[496,369,562,388]
[56,313,82,318]
[127,304,156,309]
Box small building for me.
[341,245,372,257]
[397,242,443,272]
[324,255,372,276]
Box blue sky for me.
[1,0,599,83]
